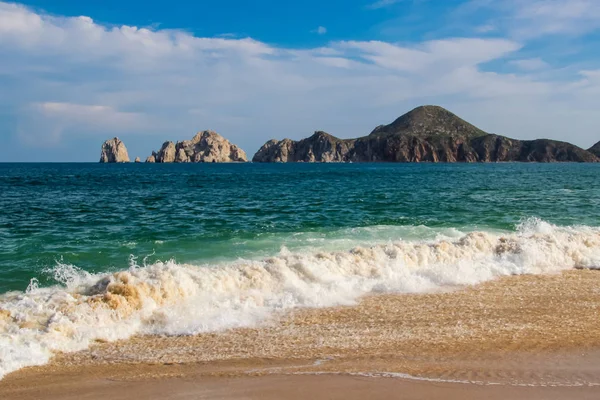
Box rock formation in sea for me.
[99,137,130,163]
[134,157,141,163]
[589,141,600,157]
[252,106,599,163]
[146,130,247,163]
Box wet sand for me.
[2,270,600,399]
[2,373,600,400]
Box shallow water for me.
[1,162,599,292]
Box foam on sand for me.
[1,218,599,379]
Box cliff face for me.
[252,132,354,163]
[589,141,600,157]
[253,106,599,163]
[146,131,247,163]
[350,134,478,162]
[471,136,599,162]
[99,137,130,163]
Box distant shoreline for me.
[3,161,600,164]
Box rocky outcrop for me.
[252,132,354,163]
[589,141,600,157]
[253,106,599,163]
[99,137,130,163]
[154,141,176,163]
[471,136,598,162]
[134,157,141,163]
[350,134,478,162]
[368,105,486,139]
[148,131,247,163]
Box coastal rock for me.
[175,148,189,163]
[589,141,600,157]
[145,154,156,163]
[99,137,130,163]
[471,136,598,162]
[253,106,599,163]
[350,134,479,162]
[251,139,296,163]
[253,132,353,163]
[368,105,486,139]
[155,141,176,163]
[134,157,141,163]
[148,130,247,163]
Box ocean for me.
[1,162,600,379]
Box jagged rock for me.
[253,106,599,163]
[471,136,598,162]
[145,154,156,163]
[351,134,479,162]
[134,157,141,163]
[99,137,130,163]
[155,141,176,163]
[253,132,353,163]
[589,141,600,157]
[148,130,247,163]
[252,139,296,163]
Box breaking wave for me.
[1,218,599,379]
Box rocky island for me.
[146,130,247,163]
[252,106,599,163]
[99,137,130,163]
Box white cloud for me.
[512,0,600,37]
[0,1,600,160]
[368,0,402,9]
[337,38,521,72]
[509,57,549,71]
[37,102,139,121]
[474,24,496,33]
[312,26,327,35]
[17,102,148,145]
[462,0,600,38]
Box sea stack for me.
[99,137,130,163]
[252,105,599,163]
[134,157,141,163]
[146,130,247,163]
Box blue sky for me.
[1,0,600,161]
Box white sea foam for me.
[0,218,599,379]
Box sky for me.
[1,0,599,162]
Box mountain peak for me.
[370,105,487,138]
[308,130,341,141]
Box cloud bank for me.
[0,1,599,161]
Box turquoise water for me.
[2,162,600,378]
[1,162,599,293]
[0,163,600,292]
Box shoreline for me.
[4,374,600,400]
[2,269,600,398]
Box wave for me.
[1,218,599,379]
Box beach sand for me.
[2,269,600,399]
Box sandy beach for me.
[2,269,600,399]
